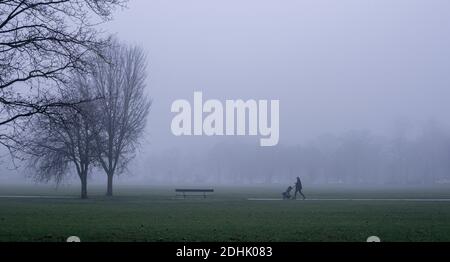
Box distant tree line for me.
[147,122,450,186]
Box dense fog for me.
[143,121,450,185]
[2,0,450,187]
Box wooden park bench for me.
[175,188,214,199]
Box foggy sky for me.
[3,0,450,184]
[102,0,450,153]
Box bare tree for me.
[91,40,151,196]
[26,75,97,199]
[0,0,126,150]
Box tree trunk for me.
[106,173,113,196]
[81,175,88,199]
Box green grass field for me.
[1,185,450,242]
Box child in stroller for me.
[282,186,293,200]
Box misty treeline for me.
[147,122,450,186]
[1,1,152,198]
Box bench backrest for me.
[175,189,214,193]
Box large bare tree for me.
[26,75,97,199]
[91,41,151,196]
[0,0,126,151]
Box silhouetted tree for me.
[91,40,151,196]
[26,75,97,199]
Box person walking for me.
[294,176,306,200]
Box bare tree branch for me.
[0,0,127,154]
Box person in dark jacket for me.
[294,176,306,200]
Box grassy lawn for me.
[0,185,450,242]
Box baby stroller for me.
[282,186,293,200]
